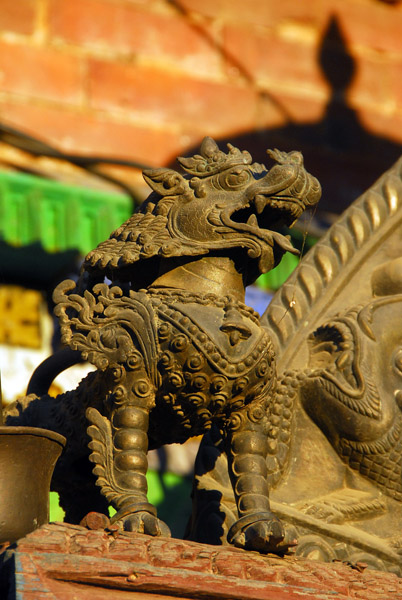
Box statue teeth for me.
[336,351,350,369]
[255,195,266,214]
[247,214,258,227]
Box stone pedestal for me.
[1,522,401,599]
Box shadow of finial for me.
[318,15,355,94]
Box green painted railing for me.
[0,171,132,255]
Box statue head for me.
[84,137,321,287]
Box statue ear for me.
[142,168,190,197]
[200,136,220,157]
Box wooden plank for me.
[26,552,335,600]
[2,523,402,600]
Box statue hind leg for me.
[224,401,295,553]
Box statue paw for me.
[227,512,296,554]
[122,511,171,537]
[110,501,171,537]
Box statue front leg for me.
[225,403,293,553]
[87,364,170,537]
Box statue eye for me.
[393,348,402,375]
[224,169,250,189]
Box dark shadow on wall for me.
[179,15,402,225]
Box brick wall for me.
[0,0,401,213]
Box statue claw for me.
[122,511,171,537]
[227,512,297,555]
[109,502,171,537]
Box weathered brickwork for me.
[0,1,400,161]
[0,0,401,214]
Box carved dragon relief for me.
[5,137,321,554]
[189,155,402,572]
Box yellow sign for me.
[0,286,42,348]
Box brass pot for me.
[0,426,65,544]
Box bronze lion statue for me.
[6,137,320,554]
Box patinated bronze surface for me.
[189,155,402,572]
[5,137,320,554]
[0,427,65,544]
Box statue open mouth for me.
[306,319,381,420]
[221,200,299,257]
[220,151,321,262]
[309,321,358,390]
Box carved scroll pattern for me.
[87,407,123,506]
[53,280,159,386]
